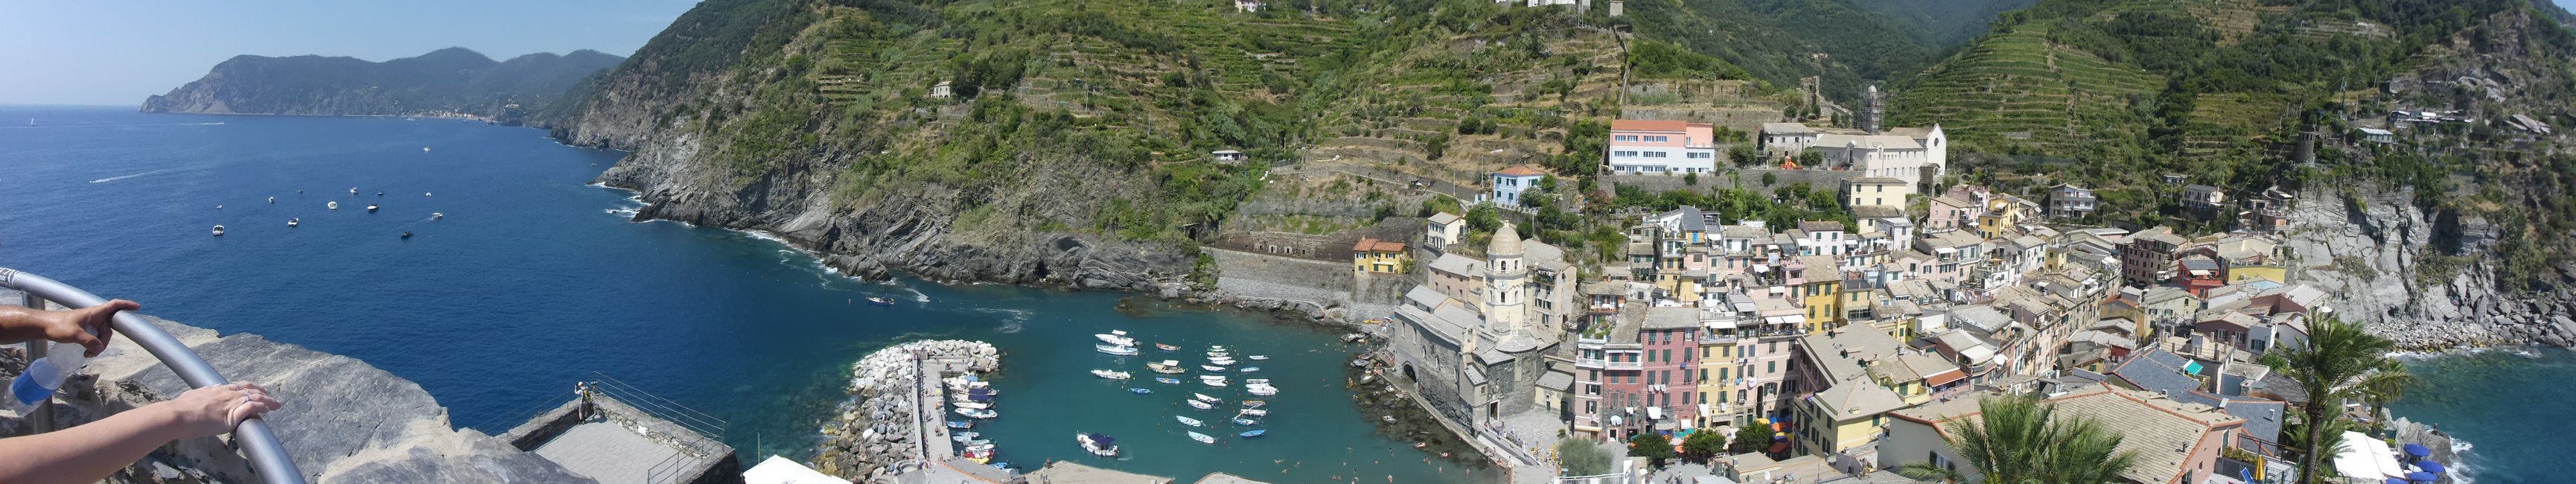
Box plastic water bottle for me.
[4,342,86,415]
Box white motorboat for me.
[1187,431,1217,445]
[366,203,379,212]
[1239,409,1269,417]
[1207,350,1231,357]
[287,218,300,227]
[954,407,997,419]
[954,401,991,410]
[267,197,275,204]
[1196,375,1227,382]
[1192,393,1222,404]
[1247,355,1269,360]
[327,201,339,211]
[1147,360,1187,374]
[951,431,981,442]
[1200,365,1228,372]
[1246,385,1278,396]
[1095,330,1137,347]
[348,188,358,195]
[1176,415,1205,427]
[1244,379,1271,385]
[1208,357,1237,366]
[431,212,444,220]
[1186,399,1215,410]
[1096,344,1139,356]
[963,443,995,452]
[1202,379,1228,388]
[211,225,225,236]
[1091,369,1132,380]
[1077,433,1119,456]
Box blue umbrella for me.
[2403,443,2432,457]
[2406,471,2437,482]
[2417,460,2446,474]
[2384,478,2408,484]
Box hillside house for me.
[1606,120,1718,175]
[1842,177,1912,211]
[928,80,953,99]
[1425,212,1463,249]
[1234,0,1266,12]
[2356,127,2396,144]
[1211,150,1246,162]
[2182,185,2225,211]
[1759,122,1948,183]
[2048,183,2097,220]
[1353,238,1409,275]
[1491,165,1546,206]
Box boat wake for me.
[89,168,179,183]
[975,308,1032,333]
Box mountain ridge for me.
[141,47,624,124]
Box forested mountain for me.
[142,48,623,122]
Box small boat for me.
[376,191,384,197]
[963,443,995,452]
[1240,401,1265,409]
[866,296,894,305]
[1155,343,1180,351]
[1177,415,1205,427]
[1383,416,1397,424]
[1129,388,1152,395]
[962,450,992,463]
[1201,365,1228,372]
[1154,378,1182,385]
[1246,386,1278,396]
[366,204,379,212]
[1208,357,1237,366]
[268,197,275,204]
[1239,409,1269,417]
[1186,400,1215,410]
[211,225,225,236]
[950,432,981,442]
[991,462,1013,471]
[400,231,412,240]
[1239,366,1260,372]
[954,401,991,410]
[946,421,974,429]
[1244,379,1271,385]
[421,147,432,153]
[1248,355,1269,360]
[1207,350,1231,358]
[348,188,357,195]
[1203,379,1229,388]
[1239,430,1267,439]
[425,192,433,197]
[1192,393,1222,404]
[954,407,997,418]
[1091,369,1132,380]
[1232,418,1258,426]
[1096,344,1139,356]
[215,204,223,210]
[327,201,339,211]
[430,212,444,220]
[1147,360,1187,374]
[1187,431,1217,445]
[1096,331,1137,347]
[287,218,300,227]
[1077,433,1119,456]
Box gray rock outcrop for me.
[2283,184,2576,348]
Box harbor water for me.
[0,106,1485,483]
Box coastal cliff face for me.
[2284,184,2576,348]
[143,48,623,123]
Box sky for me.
[0,1,700,106]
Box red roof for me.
[1354,238,1406,253]
[1611,119,1691,132]
[1923,368,1968,387]
[1496,165,1546,176]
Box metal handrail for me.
[0,268,305,484]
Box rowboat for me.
[950,432,981,442]
[1244,379,1271,385]
[1097,344,1139,356]
[963,450,993,463]
[1147,360,1187,374]
[1239,366,1261,372]
[1201,378,1229,387]
[1155,378,1182,384]
[954,401,991,410]
[1207,350,1231,358]
[1186,400,1215,410]
[1155,343,1180,351]
[1208,357,1237,366]
[1246,386,1278,396]
[1091,369,1132,380]
[1188,431,1217,444]
[1129,388,1152,395]
[1240,401,1265,408]
[1240,409,1269,416]
[1239,430,1267,439]
[1176,415,1205,427]
[1231,417,1258,426]
[1192,393,1222,404]
[946,421,974,429]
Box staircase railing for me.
[0,268,305,484]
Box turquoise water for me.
[0,106,1482,483]
[2389,347,2576,484]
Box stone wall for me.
[1605,168,1861,195]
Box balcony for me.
[1577,357,1607,369]
[1604,360,1644,371]
[1699,335,1740,345]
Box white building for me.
[1607,119,1718,175]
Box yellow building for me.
[1795,378,1908,456]
[1352,238,1409,276]
[1797,255,1843,330]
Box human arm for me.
[0,299,136,357]
[0,382,283,484]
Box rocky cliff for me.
[142,48,623,123]
[0,299,592,483]
[2283,184,2576,349]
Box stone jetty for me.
[812,340,1000,483]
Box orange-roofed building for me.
[1353,238,1411,276]
[1607,119,1718,176]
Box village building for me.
[1842,177,1913,211]
[1491,165,1546,207]
[2048,183,2097,220]
[1605,120,1718,175]
[1759,122,1948,184]
[1884,385,2251,484]
[1386,223,1578,439]
[1351,238,1408,276]
[1424,211,1463,249]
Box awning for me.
[1766,315,1802,325]
[2182,360,2205,375]
[1706,319,1738,330]
[2407,471,2436,482]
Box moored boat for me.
[950,431,981,442]
[1091,369,1132,380]
[1246,385,1278,396]
[954,407,997,418]
[1129,388,1152,395]
[1200,365,1227,372]
[1232,417,1258,426]
[1208,357,1237,366]
[1192,393,1222,404]
[946,421,974,429]
[1239,409,1269,417]
[1096,344,1139,356]
[963,449,993,463]
[1240,401,1265,409]
[1154,343,1180,351]
[1176,415,1205,427]
[366,203,379,212]
[954,401,991,410]
[865,296,894,305]
[328,201,338,211]
[1244,379,1271,385]
[1239,430,1266,439]
[1200,378,1228,387]
[1187,431,1217,444]
[1186,400,1215,410]
[1147,360,1187,374]
[1247,355,1269,360]
[1240,366,1260,372]
[1096,331,1137,347]
[211,225,225,236]
[1154,377,1182,384]
[1077,433,1119,456]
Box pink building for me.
[1607,120,1719,176]
[1639,307,1701,433]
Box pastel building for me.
[1606,120,1718,175]
[1491,165,1546,206]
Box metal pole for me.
[0,268,305,484]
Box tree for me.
[1895,395,2140,484]
[1683,172,1699,186]
[2355,359,2413,432]
[1628,433,1676,468]
[1726,421,1775,454]
[1555,438,1613,477]
[2265,315,2400,483]
[1680,430,1728,463]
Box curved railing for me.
[0,268,305,484]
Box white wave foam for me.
[89,168,177,183]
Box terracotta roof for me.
[1612,119,1691,132]
[1353,238,1406,253]
[1496,165,1547,176]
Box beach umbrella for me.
[2406,471,2437,483]
[2383,478,2407,484]
[2416,461,2446,474]
[2403,443,2432,457]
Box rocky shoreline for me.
[810,340,1001,482]
[2283,184,2576,350]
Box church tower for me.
[1485,222,1528,336]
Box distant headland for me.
[140,47,622,125]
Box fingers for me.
[72,331,104,357]
[221,381,283,427]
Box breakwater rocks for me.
[2284,184,2576,349]
[812,340,1000,483]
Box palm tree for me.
[2354,359,2414,431]
[2263,314,2400,484]
[1895,395,2141,484]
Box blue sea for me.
[0,106,1485,483]
[2389,347,2576,484]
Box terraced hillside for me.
[1890,24,2164,154]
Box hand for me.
[39,299,134,357]
[155,382,284,439]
